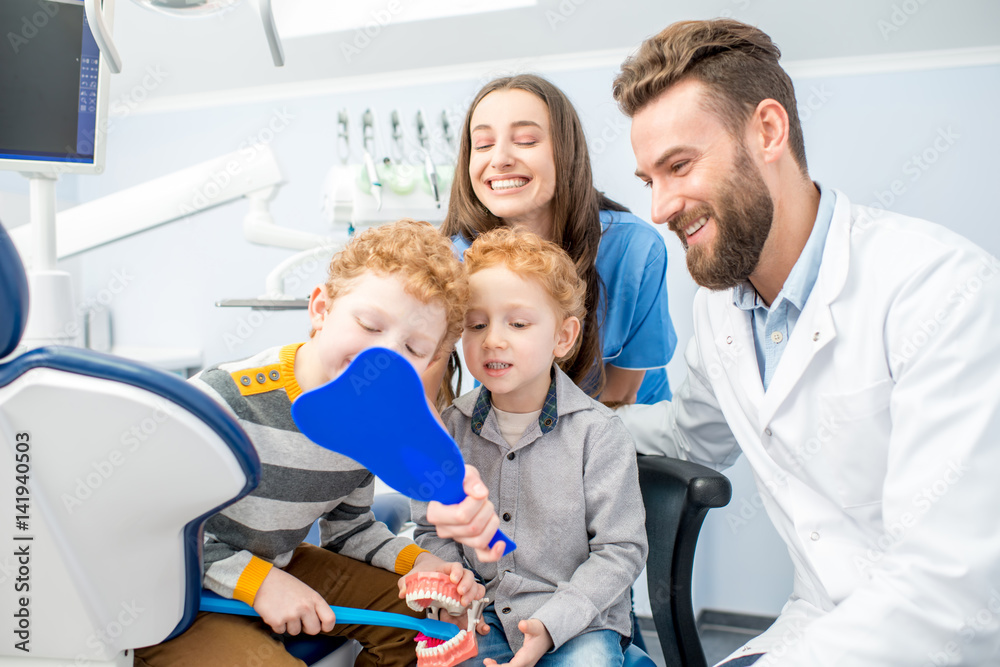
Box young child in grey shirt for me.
[412,227,647,667]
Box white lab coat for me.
[620,190,1000,666]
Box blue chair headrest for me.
[0,221,29,359]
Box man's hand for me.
[425,465,506,563]
[484,619,553,667]
[252,567,336,636]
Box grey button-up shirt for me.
[412,367,648,651]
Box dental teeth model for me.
[402,571,488,667]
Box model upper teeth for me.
[487,362,510,369]
[491,178,527,190]
[405,589,464,614]
[684,216,708,236]
[415,629,467,657]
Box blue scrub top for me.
[452,210,677,404]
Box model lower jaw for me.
[402,572,486,667]
[415,628,478,667]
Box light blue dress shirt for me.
[732,184,836,390]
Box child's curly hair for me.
[464,226,586,363]
[318,219,468,355]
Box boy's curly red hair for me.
[464,226,585,363]
[318,219,468,355]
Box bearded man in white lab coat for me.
[611,18,1000,667]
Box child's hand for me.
[484,619,553,667]
[252,567,336,636]
[402,552,486,608]
[425,465,506,563]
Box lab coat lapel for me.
[759,190,853,427]
[716,305,765,419]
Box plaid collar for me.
[470,371,559,436]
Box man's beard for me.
[672,145,774,291]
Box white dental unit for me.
[0,2,456,665]
[0,2,361,665]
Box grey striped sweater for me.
[194,343,423,602]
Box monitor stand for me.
[20,172,77,350]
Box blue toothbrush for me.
[200,590,459,640]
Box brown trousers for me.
[134,543,421,667]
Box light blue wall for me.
[2,59,998,620]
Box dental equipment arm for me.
[253,0,284,66]
[362,109,382,211]
[416,110,440,208]
[84,0,121,73]
[9,146,286,262]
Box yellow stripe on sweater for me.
[233,556,274,606]
[394,544,428,575]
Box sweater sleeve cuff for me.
[233,556,274,606]
[394,544,429,575]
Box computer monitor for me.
[0,0,113,175]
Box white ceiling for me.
[106,0,1000,107]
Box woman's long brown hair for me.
[443,74,629,397]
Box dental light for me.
[132,0,240,17]
[85,0,284,73]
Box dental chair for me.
[0,220,259,664]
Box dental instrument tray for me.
[215,298,308,310]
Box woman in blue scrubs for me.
[443,74,677,405]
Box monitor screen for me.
[0,0,111,175]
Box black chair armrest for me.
[638,455,732,667]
